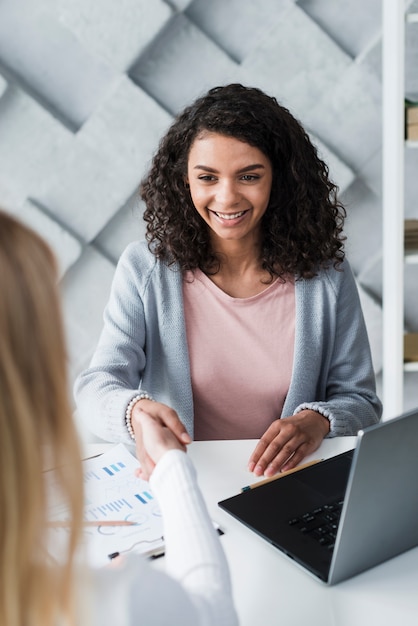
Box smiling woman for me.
[186,133,274,298]
[187,133,273,253]
[74,84,382,481]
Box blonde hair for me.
[0,210,84,626]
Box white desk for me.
[86,438,418,626]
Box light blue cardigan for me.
[74,241,382,444]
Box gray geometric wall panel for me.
[1,0,417,423]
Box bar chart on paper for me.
[47,444,165,566]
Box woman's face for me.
[186,132,273,247]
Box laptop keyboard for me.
[288,499,344,550]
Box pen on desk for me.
[48,520,137,528]
[241,458,323,492]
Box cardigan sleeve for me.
[73,243,154,444]
[284,259,382,435]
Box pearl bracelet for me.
[125,392,154,441]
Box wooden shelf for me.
[405,220,418,260]
[404,333,418,370]
[404,362,418,372]
[405,250,418,264]
[383,2,418,417]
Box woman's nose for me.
[215,180,240,207]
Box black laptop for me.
[219,407,418,585]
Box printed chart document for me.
[47,444,165,567]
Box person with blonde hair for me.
[0,209,237,626]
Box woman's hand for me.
[132,399,192,480]
[247,410,330,477]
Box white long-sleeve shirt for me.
[90,449,238,626]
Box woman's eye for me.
[198,175,217,182]
[241,174,259,181]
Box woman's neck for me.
[206,239,273,298]
[212,232,261,268]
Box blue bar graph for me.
[84,470,101,482]
[102,460,127,476]
[135,491,154,505]
[86,497,134,520]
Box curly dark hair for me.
[141,83,346,279]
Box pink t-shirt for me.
[183,270,295,440]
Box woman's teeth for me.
[215,211,246,220]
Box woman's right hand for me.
[132,400,192,480]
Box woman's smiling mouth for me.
[211,209,249,221]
